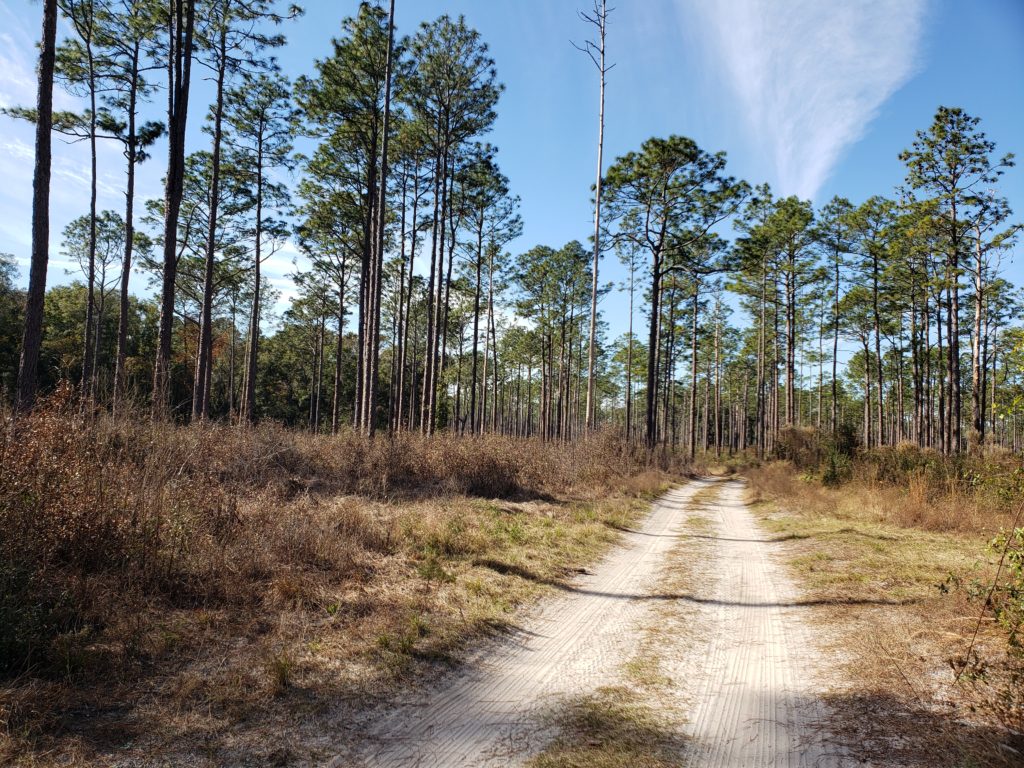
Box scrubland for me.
[0,389,680,765]
[5,394,1023,767]
[745,428,1024,766]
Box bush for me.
[768,425,1023,520]
[0,389,680,676]
[775,427,821,470]
[820,448,852,487]
[775,424,858,476]
[991,527,1024,659]
[953,525,1024,734]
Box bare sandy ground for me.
[679,479,841,767]
[339,477,841,767]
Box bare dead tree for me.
[573,0,613,434]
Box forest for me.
[1,0,1023,766]
[0,0,1019,454]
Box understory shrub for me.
[749,431,1024,741]
[0,388,681,675]
[954,525,1024,734]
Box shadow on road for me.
[472,557,919,608]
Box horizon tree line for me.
[3,0,1022,457]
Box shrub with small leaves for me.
[952,526,1024,733]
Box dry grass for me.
[622,483,717,695]
[527,686,688,768]
[0,388,682,766]
[747,455,1019,536]
[745,460,1023,767]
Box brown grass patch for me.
[746,457,1019,536]
[746,461,1023,767]
[0,390,682,765]
[527,686,689,768]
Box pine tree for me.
[223,71,295,424]
[13,0,58,411]
[406,14,501,433]
[602,136,747,449]
[152,0,197,415]
[900,107,1015,452]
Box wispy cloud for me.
[689,0,928,200]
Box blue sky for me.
[1,0,1022,343]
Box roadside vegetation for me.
[1,0,1022,764]
[528,686,688,768]
[0,390,680,765]
[745,428,1024,766]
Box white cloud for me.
[0,0,145,273]
[0,34,36,109]
[0,1,38,110]
[688,0,928,200]
[0,2,82,113]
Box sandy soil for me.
[677,479,841,767]
[338,477,841,767]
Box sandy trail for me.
[679,479,839,767]
[343,477,838,767]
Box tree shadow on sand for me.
[821,689,1021,767]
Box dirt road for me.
[343,477,840,767]
[681,479,839,767]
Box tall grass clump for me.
[755,427,1023,533]
[0,387,680,678]
[747,426,1024,746]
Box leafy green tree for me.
[965,192,1019,445]
[144,151,251,410]
[839,285,877,448]
[883,199,935,446]
[93,0,164,411]
[362,0,398,437]
[223,71,295,423]
[515,241,591,440]
[61,211,127,393]
[730,185,778,456]
[0,255,25,398]
[457,146,521,434]
[613,238,643,441]
[5,1,165,405]
[294,186,359,432]
[296,2,395,432]
[40,283,93,385]
[814,196,854,432]
[406,13,502,433]
[760,197,815,430]
[52,0,107,396]
[388,124,432,432]
[847,196,896,447]
[191,0,297,421]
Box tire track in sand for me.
[342,480,709,767]
[681,478,840,767]
[340,477,841,767]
